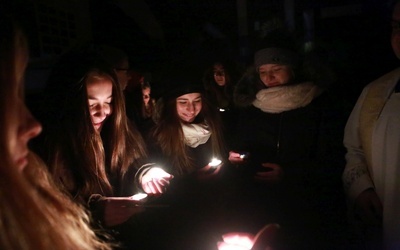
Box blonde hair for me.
[0,17,111,250]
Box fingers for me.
[261,163,279,169]
[251,224,280,250]
[143,178,171,194]
[217,241,250,250]
[229,151,245,164]
[218,233,254,250]
[254,163,283,183]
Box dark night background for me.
[5,0,399,116]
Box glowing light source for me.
[209,158,222,167]
[218,233,253,250]
[149,167,170,178]
[130,193,148,201]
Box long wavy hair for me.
[0,16,111,250]
[43,56,147,201]
[151,92,226,175]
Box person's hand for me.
[254,163,283,184]
[101,197,146,227]
[217,224,280,250]
[141,167,173,195]
[196,160,223,180]
[217,232,254,250]
[229,151,246,164]
[354,188,383,227]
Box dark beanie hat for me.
[254,29,299,70]
[164,83,204,100]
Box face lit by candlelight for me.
[213,63,226,86]
[258,64,293,87]
[8,45,42,171]
[10,98,42,171]
[87,79,113,132]
[176,92,202,123]
[142,86,151,106]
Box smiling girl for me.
[36,47,172,237]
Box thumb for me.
[251,224,280,250]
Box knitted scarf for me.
[182,122,211,148]
[252,82,321,113]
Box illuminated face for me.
[391,2,400,59]
[213,63,226,86]
[87,80,113,131]
[176,93,202,123]
[114,59,131,90]
[258,64,293,87]
[142,87,151,106]
[9,75,42,171]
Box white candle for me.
[209,158,222,168]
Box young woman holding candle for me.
[35,45,172,248]
[136,73,228,249]
[228,28,347,249]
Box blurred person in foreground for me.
[0,14,111,250]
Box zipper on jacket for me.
[276,113,283,158]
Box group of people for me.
[2,1,400,249]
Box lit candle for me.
[218,234,253,250]
[209,158,222,168]
[130,193,148,201]
[149,167,170,178]
[239,152,249,159]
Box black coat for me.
[227,87,348,249]
[232,92,344,187]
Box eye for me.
[273,67,282,72]
[105,98,113,105]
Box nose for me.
[20,107,42,142]
[261,72,274,84]
[186,103,195,113]
[93,104,111,118]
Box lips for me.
[183,115,195,122]
[267,82,280,87]
[93,121,104,130]
[15,152,28,170]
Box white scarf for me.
[252,82,321,113]
[182,122,212,148]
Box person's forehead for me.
[213,64,224,70]
[177,93,201,99]
[259,63,286,69]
